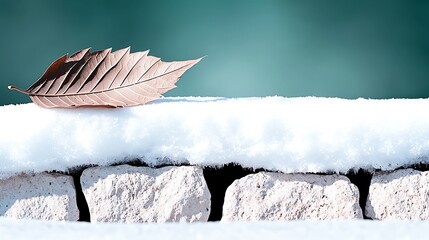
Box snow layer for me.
[0,218,427,240]
[1,97,429,176]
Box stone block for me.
[366,168,429,220]
[81,165,211,223]
[0,173,79,220]
[222,172,362,220]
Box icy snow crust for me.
[1,97,429,176]
[0,218,427,240]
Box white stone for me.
[222,172,362,221]
[366,168,429,220]
[0,173,79,220]
[81,165,211,223]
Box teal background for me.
[1,0,428,106]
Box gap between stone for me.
[203,163,261,221]
[346,169,372,219]
[71,169,91,222]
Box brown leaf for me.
[8,47,203,108]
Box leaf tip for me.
[189,56,206,66]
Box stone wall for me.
[1,164,428,222]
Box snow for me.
[1,96,429,177]
[0,218,427,240]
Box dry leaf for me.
[8,47,203,108]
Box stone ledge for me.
[2,165,429,222]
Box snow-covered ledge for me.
[1,97,429,222]
[2,97,429,175]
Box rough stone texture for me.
[0,173,79,221]
[81,165,211,223]
[222,172,362,221]
[366,168,429,220]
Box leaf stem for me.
[8,86,29,95]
